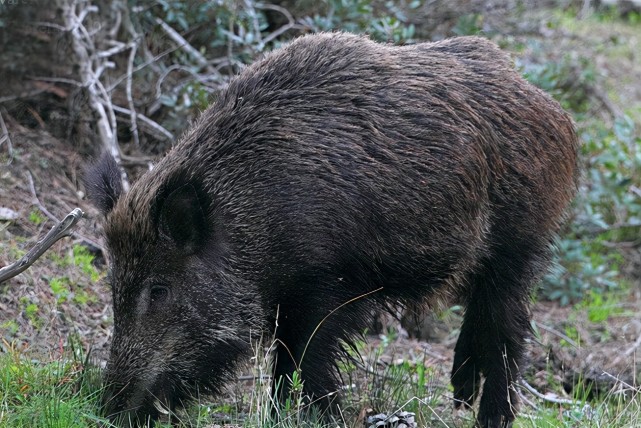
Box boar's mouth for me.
[102,377,183,426]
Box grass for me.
[0,339,105,428]
[514,386,641,428]
[1,332,640,428]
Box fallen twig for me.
[518,378,577,406]
[154,64,223,102]
[535,322,579,348]
[0,208,84,283]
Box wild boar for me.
[85,32,579,428]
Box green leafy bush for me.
[518,51,596,115]
[518,47,640,304]
[541,115,640,304]
[301,0,417,43]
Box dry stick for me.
[61,2,111,144]
[106,6,123,39]
[95,41,132,59]
[609,328,641,369]
[518,388,538,410]
[518,378,577,406]
[0,208,84,283]
[535,321,579,348]
[0,108,13,165]
[587,84,623,119]
[28,76,83,87]
[601,371,639,392]
[27,171,58,223]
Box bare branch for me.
[75,5,98,29]
[0,208,84,284]
[106,6,122,39]
[0,88,47,103]
[93,75,130,192]
[106,45,183,92]
[155,17,209,70]
[110,104,174,141]
[126,41,140,147]
[95,41,134,59]
[28,76,83,87]
[586,83,623,119]
[57,0,129,191]
[255,3,296,48]
[27,170,103,254]
[601,371,639,392]
[0,108,13,165]
[120,153,155,167]
[155,64,224,102]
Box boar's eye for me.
[149,284,170,307]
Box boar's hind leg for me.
[452,243,543,428]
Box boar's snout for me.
[102,377,172,427]
[101,354,175,427]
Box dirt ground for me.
[1,0,641,422]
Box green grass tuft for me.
[0,339,105,428]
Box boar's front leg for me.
[270,284,371,416]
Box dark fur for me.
[85,33,579,428]
[84,152,123,215]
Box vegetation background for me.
[0,0,640,426]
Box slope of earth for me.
[0,121,112,362]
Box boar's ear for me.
[158,184,207,252]
[83,153,124,216]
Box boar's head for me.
[85,153,260,425]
